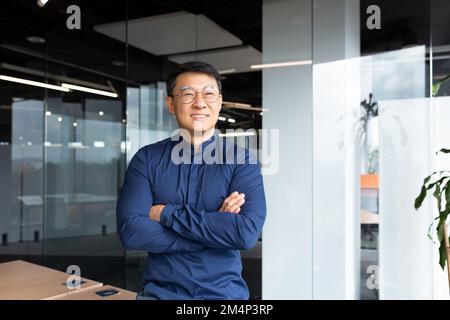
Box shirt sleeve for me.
[159,151,267,250]
[116,148,206,253]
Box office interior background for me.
[0,0,449,299]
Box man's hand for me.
[219,191,245,214]
[149,204,165,222]
[150,191,245,221]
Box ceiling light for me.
[218,69,236,75]
[251,60,312,69]
[61,83,118,98]
[431,55,450,61]
[112,60,125,67]
[1,63,115,93]
[94,141,105,148]
[227,118,236,123]
[44,142,63,148]
[68,142,89,149]
[223,101,251,108]
[218,116,227,121]
[219,132,256,137]
[27,36,46,44]
[73,122,78,127]
[222,101,268,112]
[0,75,70,92]
[99,111,104,116]
[45,111,52,116]
[57,117,62,122]
[120,141,131,154]
[37,0,49,7]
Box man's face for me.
[167,72,222,136]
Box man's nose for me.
[192,92,207,108]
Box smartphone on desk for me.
[95,288,119,297]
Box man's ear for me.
[218,94,223,111]
[166,96,175,115]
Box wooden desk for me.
[54,285,136,300]
[0,260,102,300]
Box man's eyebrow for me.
[179,85,216,90]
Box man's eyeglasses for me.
[171,85,221,104]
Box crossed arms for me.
[116,148,266,253]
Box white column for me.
[312,0,361,299]
[379,98,433,299]
[262,0,313,299]
[262,0,360,299]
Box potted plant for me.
[359,93,379,173]
[414,148,450,286]
[432,74,450,97]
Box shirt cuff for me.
[160,203,178,227]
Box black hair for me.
[166,61,222,97]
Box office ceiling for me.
[0,0,262,101]
[1,0,449,105]
[94,12,244,56]
[0,0,264,133]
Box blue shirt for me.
[116,132,267,300]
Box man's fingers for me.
[233,199,245,211]
[219,192,245,213]
[223,191,240,205]
[226,198,245,214]
[226,191,239,199]
[226,193,245,207]
[236,198,245,207]
[229,198,245,210]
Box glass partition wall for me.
[0,0,129,286]
[0,0,265,294]
[1,0,449,299]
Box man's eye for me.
[182,92,194,97]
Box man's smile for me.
[191,113,210,120]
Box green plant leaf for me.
[427,217,440,242]
[442,179,450,210]
[415,173,450,210]
[428,174,450,189]
[437,148,450,154]
[433,74,450,97]
[424,174,433,184]
[437,217,445,242]
[414,185,428,210]
[436,211,450,271]
[438,239,447,270]
[433,83,441,97]
[414,148,450,272]
[433,183,442,213]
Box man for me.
[116,61,266,300]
